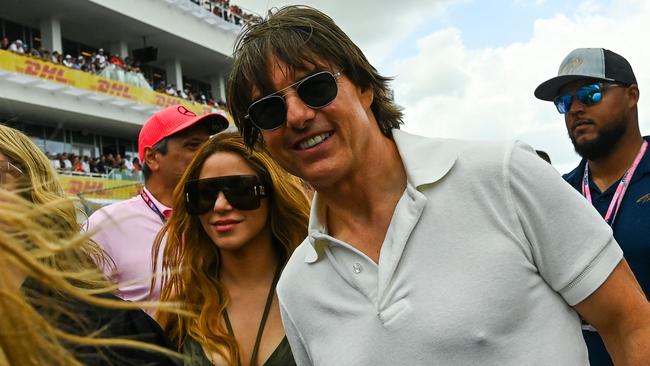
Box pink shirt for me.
[87,187,169,303]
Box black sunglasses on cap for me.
[245,70,343,131]
[185,175,269,215]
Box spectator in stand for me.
[9,39,25,54]
[73,55,83,70]
[48,153,60,170]
[132,157,142,172]
[82,155,91,173]
[124,154,134,171]
[165,84,178,96]
[61,153,73,170]
[73,156,83,172]
[86,105,228,305]
[81,55,93,72]
[29,47,40,58]
[115,153,123,168]
[62,54,74,68]
[230,4,242,25]
[56,154,65,171]
[50,50,61,64]
[94,155,107,174]
[109,54,125,68]
[94,48,107,70]
[105,153,116,170]
[40,49,50,62]
[155,81,166,93]
[1,37,9,50]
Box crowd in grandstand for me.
[2,36,230,107]
[154,80,226,108]
[2,37,152,90]
[48,151,142,180]
[191,0,262,26]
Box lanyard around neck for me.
[582,140,647,226]
[140,190,167,223]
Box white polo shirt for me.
[277,129,622,366]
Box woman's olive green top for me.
[183,336,295,366]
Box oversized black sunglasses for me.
[185,175,269,215]
[245,70,343,131]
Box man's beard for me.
[569,119,627,160]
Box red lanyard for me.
[140,190,167,223]
[582,140,647,226]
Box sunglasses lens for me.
[186,180,217,215]
[554,95,573,114]
[249,96,286,130]
[576,84,602,106]
[223,184,261,210]
[185,176,266,215]
[553,84,604,114]
[298,72,338,108]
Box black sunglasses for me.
[185,175,269,215]
[245,70,343,131]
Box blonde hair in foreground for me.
[0,189,182,366]
[0,123,107,274]
[153,132,310,365]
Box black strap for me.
[223,265,282,366]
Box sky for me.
[235,0,649,173]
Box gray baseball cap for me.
[534,48,637,101]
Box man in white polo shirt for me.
[88,104,228,304]
[225,6,650,365]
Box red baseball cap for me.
[138,104,229,161]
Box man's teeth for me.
[299,133,331,149]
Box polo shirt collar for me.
[303,129,459,263]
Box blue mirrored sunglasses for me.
[553,82,623,114]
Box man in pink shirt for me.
[88,104,228,303]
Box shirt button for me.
[353,262,362,274]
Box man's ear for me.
[144,147,160,172]
[626,84,640,109]
[359,86,374,110]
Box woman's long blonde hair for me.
[0,190,181,366]
[0,124,108,281]
[153,132,310,365]
[0,125,182,365]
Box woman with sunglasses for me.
[153,132,310,366]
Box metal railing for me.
[76,181,143,215]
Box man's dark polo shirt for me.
[563,135,650,366]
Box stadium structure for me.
[0,0,242,208]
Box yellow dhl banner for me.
[58,175,142,200]
[0,49,214,116]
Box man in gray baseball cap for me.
[535,48,649,366]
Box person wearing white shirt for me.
[226,6,650,365]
